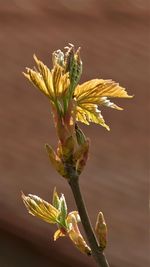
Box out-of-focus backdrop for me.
[0,1,149,266]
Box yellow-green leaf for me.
[52,187,60,210]
[74,79,132,128]
[23,69,50,98]
[22,192,60,224]
[75,79,132,102]
[59,194,68,227]
[76,104,110,130]
[45,144,67,177]
[52,64,70,97]
[33,54,54,99]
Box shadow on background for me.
[0,1,149,266]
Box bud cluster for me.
[22,189,91,255]
[44,44,89,179]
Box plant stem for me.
[68,176,110,267]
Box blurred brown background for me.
[0,1,149,267]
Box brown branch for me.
[68,174,110,267]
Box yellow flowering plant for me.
[22,44,132,267]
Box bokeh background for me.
[0,1,149,266]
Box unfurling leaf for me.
[22,189,91,255]
[58,194,68,227]
[23,69,50,98]
[76,104,109,130]
[24,54,70,108]
[95,212,107,251]
[22,192,59,224]
[75,124,86,145]
[74,79,132,129]
[67,213,91,255]
[52,187,60,210]
[45,144,67,177]
[64,44,82,90]
[74,79,132,103]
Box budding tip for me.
[45,143,48,149]
[45,143,51,152]
[25,67,31,73]
[33,54,38,62]
[106,125,110,131]
[68,43,74,47]
[98,211,104,219]
[76,47,81,54]
[21,191,26,200]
